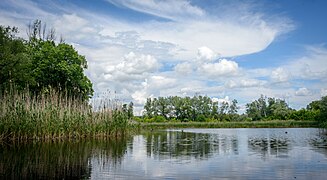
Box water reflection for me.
[143,130,240,161]
[248,137,290,159]
[1,128,327,179]
[310,129,327,157]
[0,138,129,179]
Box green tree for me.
[0,26,34,90]
[318,96,327,124]
[156,97,169,119]
[28,40,93,100]
[228,99,238,114]
[127,102,134,119]
[0,21,93,101]
[246,95,292,120]
[269,99,291,120]
[144,98,153,118]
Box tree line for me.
[143,95,239,122]
[0,20,93,100]
[141,94,327,126]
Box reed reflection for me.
[0,138,129,179]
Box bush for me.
[154,115,166,122]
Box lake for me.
[1,128,327,179]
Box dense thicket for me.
[0,20,93,100]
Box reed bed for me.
[0,89,129,141]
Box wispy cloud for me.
[106,0,205,20]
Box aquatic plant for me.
[0,88,129,141]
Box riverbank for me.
[138,120,319,129]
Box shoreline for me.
[138,120,319,129]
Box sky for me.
[1,0,327,114]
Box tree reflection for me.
[248,136,290,159]
[0,138,129,179]
[142,130,239,161]
[309,129,327,157]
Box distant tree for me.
[219,101,229,115]
[246,100,262,121]
[318,96,327,124]
[228,99,238,114]
[127,102,134,119]
[246,95,291,120]
[142,95,240,122]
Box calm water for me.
[1,128,327,179]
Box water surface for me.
[1,128,327,179]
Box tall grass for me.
[0,88,128,141]
[139,120,319,129]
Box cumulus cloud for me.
[147,75,176,89]
[104,52,160,82]
[295,87,311,96]
[198,59,239,78]
[271,67,290,83]
[197,46,219,61]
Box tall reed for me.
[0,88,128,141]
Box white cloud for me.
[212,96,231,104]
[3,0,314,114]
[197,46,219,61]
[174,62,193,75]
[147,75,177,89]
[271,67,290,83]
[54,14,88,33]
[106,0,205,20]
[285,46,327,80]
[321,89,327,97]
[198,59,239,78]
[226,79,266,89]
[104,52,160,82]
[295,87,311,96]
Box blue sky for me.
[1,0,327,114]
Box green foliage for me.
[28,41,93,100]
[122,102,134,119]
[0,21,93,101]
[0,26,34,91]
[316,96,327,125]
[289,109,319,121]
[139,120,317,129]
[142,95,239,122]
[246,95,292,121]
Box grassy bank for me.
[139,120,319,129]
[0,89,129,141]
